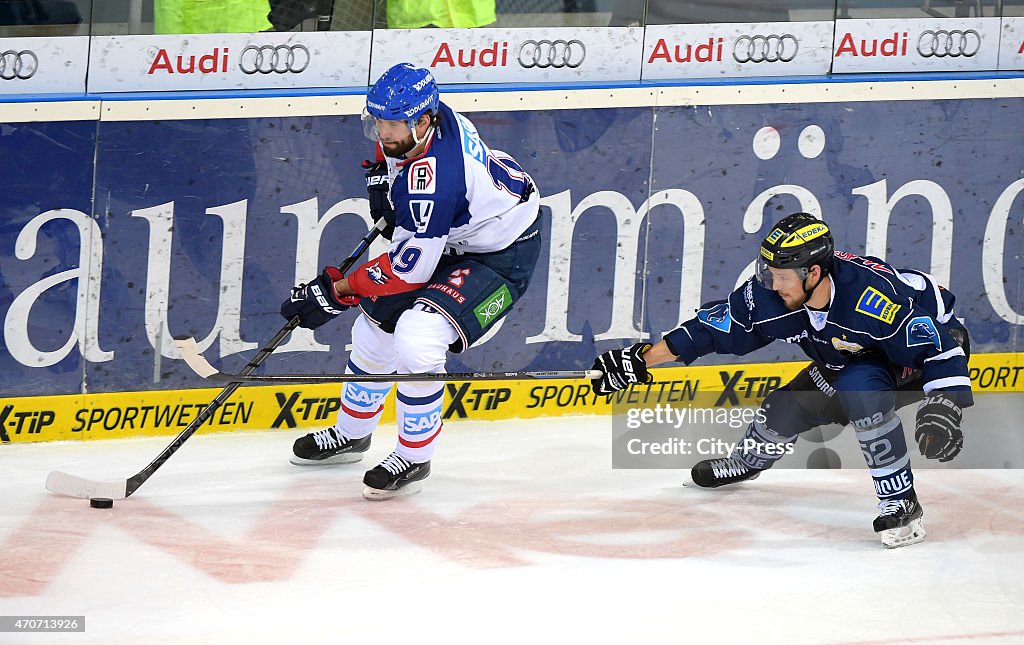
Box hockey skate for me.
[873,489,925,548]
[689,456,762,488]
[290,427,371,465]
[362,452,430,500]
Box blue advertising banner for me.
[1,98,1022,397]
[1,120,98,395]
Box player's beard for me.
[780,293,804,311]
[382,135,416,158]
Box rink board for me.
[3,84,1024,402]
[2,352,1019,443]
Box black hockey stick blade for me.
[174,336,601,383]
[45,222,386,500]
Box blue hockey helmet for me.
[366,63,439,125]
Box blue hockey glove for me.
[281,266,358,329]
[363,160,395,240]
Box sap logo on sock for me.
[403,409,442,434]
[906,316,941,350]
[344,387,388,407]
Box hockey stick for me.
[175,336,601,383]
[45,221,386,500]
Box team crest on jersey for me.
[408,158,435,194]
[698,302,732,333]
[906,316,941,350]
[366,262,388,285]
[855,287,901,324]
[831,337,864,353]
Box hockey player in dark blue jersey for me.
[591,212,972,548]
[281,63,540,500]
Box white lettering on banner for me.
[982,178,1024,325]
[131,201,255,361]
[852,179,953,287]
[830,17,1000,74]
[3,210,111,367]
[4,153,1024,367]
[526,189,706,345]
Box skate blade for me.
[362,482,423,501]
[289,453,365,466]
[879,517,926,548]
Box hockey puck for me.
[89,498,114,509]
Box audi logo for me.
[733,34,798,63]
[238,44,310,74]
[916,29,981,58]
[0,50,38,80]
[517,39,585,69]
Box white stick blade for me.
[45,471,128,500]
[174,336,220,379]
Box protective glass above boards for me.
[3,1,1024,38]
[837,0,1003,19]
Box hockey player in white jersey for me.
[281,63,541,500]
[592,213,972,547]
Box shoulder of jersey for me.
[730,278,792,328]
[831,253,910,330]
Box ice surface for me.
[2,416,1023,644]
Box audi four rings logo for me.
[917,30,981,58]
[517,40,585,69]
[733,35,798,63]
[0,50,38,80]
[239,44,310,74]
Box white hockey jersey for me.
[349,101,538,297]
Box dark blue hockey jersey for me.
[663,251,973,406]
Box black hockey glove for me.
[590,343,653,395]
[280,266,358,329]
[363,160,395,240]
[914,393,964,462]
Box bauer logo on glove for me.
[590,343,653,395]
[281,266,356,330]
